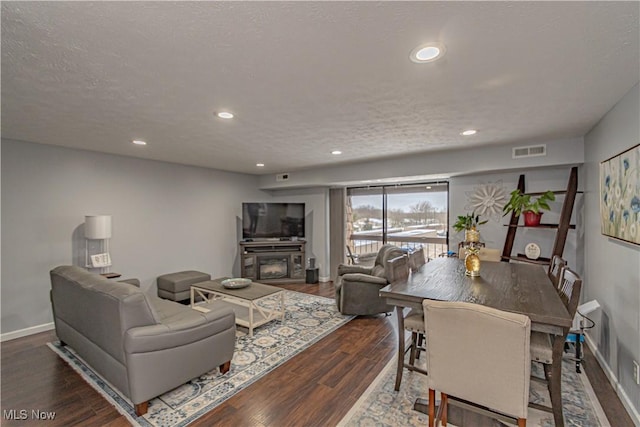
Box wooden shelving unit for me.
[501,167,579,266]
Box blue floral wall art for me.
[600,144,640,245]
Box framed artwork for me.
[600,143,640,245]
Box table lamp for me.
[85,215,112,273]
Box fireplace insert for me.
[258,256,289,280]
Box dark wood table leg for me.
[550,331,566,427]
[394,306,405,391]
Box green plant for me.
[502,190,556,216]
[452,211,488,232]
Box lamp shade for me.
[85,215,112,239]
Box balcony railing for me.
[348,231,448,265]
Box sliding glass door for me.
[347,182,449,263]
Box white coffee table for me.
[190,278,285,337]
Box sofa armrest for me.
[340,273,388,286]
[337,264,373,276]
[124,307,235,354]
[119,278,140,287]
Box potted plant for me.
[453,211,488,242]
[502,189,556,226]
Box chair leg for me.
[518,418,526,427]
[441,393,448,426]
[219,361,231,374]
[134,401,149,416]
[575,333,582,373]
[416,333,424,359]
[394,307,405,391]
[409,332,418,366]
[428,389,435,427]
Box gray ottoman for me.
[157,270,211,302]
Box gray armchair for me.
[334,244,404,315]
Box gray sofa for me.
[334,244,405,315]
[50,266,236,416]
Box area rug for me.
[338,350,610,427]
[48,291,353,427]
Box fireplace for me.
[239,240,306,284]
[258,256,289,280]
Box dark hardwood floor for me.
[1,281,634,426]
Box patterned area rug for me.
[338,349,610,427]
[48,291,353,427]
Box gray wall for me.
[265,187,331,280]
[1,139,267,335]
[583,83,640,419]
[449,167,582,271]
[258,137,584,190]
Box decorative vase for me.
[523,211,543,226]
[464,249,481,277]
[465,228,480,243]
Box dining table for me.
[379,257,572,427]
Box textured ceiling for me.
[2,2,638,175]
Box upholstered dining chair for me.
[547,255,567,289]
[529,266,582,416]
[408,246,426,271]
[423,300,531,427]
[386,254,410,284]
[403,246,427,373]
[394,306,428,391]
[387,253,429,391]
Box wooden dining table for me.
[380,257,572,427]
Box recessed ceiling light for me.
[461,129,478,136]
[132,140,147,145]
[331,150,342,155]
[217,111,234,119]
[410,43,446,63]
[256,163,265,167]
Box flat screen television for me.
[242,202,305,240]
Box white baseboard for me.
[1,322,55,342]
[319,276,331,283]
[585,334,640,426]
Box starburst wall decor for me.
[464,181,508,221]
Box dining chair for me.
[393,307,428,391]
[386,254,410,284]
[424,300,531,427]
[547,255,567,289]
[406,246,427,362]
[408,246,426,271]
[388,253,428,391]
[529,266,582,416]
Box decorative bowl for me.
[221,278,252,289]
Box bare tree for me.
[410,201,435,224]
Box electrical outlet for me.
[634,361,640,385]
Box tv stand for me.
[239,240,306,284]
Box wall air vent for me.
[276,173,290,182]
[512,144,546,159]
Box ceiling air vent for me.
[512,144,546,159]
[276,173,290,182]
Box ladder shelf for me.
[501,167,578,266]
